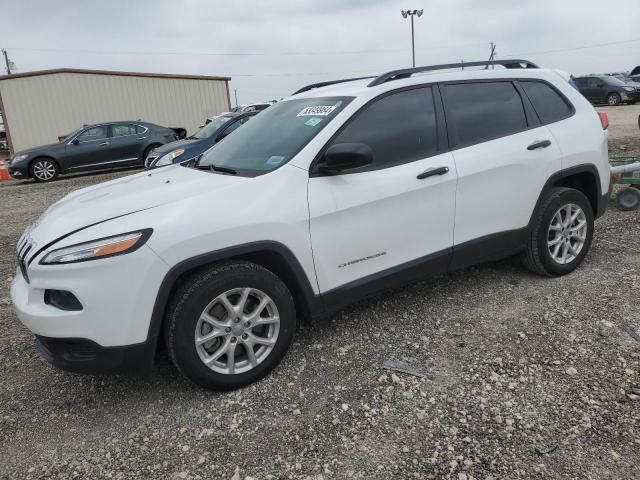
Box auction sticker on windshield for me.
[297,106,337,116]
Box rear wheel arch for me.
[531,165,601,226]
[147,242,321,355]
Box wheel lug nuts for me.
[234,318,240,323]
[244,321,251,327]
[225,327,231,333]
[242,333,248,340]
[231,337,237,343]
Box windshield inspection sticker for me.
[266,155,286,166]
[297,105,336,117]
[304,117,323,127]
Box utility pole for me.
[401,9,423,68]
[489,42,496,68]
[2,49,12,75]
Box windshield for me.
[604,76,626,86]
[192,116,231,139]
[198,96,353,176]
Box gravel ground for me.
[1,145,640,478]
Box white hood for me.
[26,165,249,248]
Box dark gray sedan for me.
[8,121,179,182]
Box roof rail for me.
[367,59,539,87]
[292,76,376,95]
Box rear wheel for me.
[607,93,622,106]
[30,158,59,182]
[616,187,640,211]
[520,187,594,276]
[164,261,296,390]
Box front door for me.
[63,125,113,171]
[308,86,457,300]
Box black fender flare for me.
[145,241,322,349]
[529,164,605,226]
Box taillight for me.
[598,112,609,130]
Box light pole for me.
[401,9,423,68]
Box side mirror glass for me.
[321,143,373,173]
[71,139,80,145]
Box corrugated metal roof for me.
[0,68,231,82]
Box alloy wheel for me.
[32,160,56,181]
[194,287,280,375]
[547,203,587,265]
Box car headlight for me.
[40,229,152,265]
[10,153,28,165]
[155,149,185,167]
[623,86,635,92]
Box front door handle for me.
[417,166,449,180]
[137,137,146,141]
[527,140,551,150]
[99,141,110,146]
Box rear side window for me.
[520,81,572,124]
[330,87,438,170]
[442,82,527,147]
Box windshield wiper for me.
[209,164,237,175]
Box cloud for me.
[1,0,639,105]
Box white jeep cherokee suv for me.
[12,60,610,390]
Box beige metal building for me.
[0,68,231,154]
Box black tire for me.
[29,157,59,182]
[520,187,594,276]
[616,187,640,211]
[164,261,296,390]
[607,93,621,106]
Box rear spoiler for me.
[170,127,187,139]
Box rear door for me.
[308,86,457,297]
[441,80,563,267]
[108,123,145,166]
[586,77,605,103]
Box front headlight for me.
[155,149,185,167]
[10,153,28,165]
[40,229,152,265]
[623,86,635,92]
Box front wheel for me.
[30,158,59,182]
[520,187,594,276]
[607,93,621,106]
[164,261,296,390]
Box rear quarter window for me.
[520,81,573,125]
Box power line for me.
[501,37,640,57]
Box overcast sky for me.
[1,0,639,106]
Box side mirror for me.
[71,139,79,145]
[320,143,373,173]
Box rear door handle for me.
[527,140,551,150]
[417,166,449,180]
[99,141,110,146]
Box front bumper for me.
[8,163,28,178]
[11,244,169,369]
[35,335,155,373]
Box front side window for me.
[76,126,108,142]
[520,81,572,124]
[198,96,352,176]
[442,82,528,147]
[327,87,438,171]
